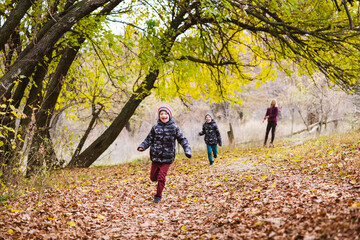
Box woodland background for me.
[1,0,360,207]
[59,73,357,166]
[1,1,360,238]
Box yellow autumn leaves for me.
[66,214,106,227]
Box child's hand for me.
[138,147,144,151]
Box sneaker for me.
[154,196,161,203]
[210,161,214,166]
[270,143,274,148]
[214,154,217,158]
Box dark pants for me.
[264,121,277,145]
[150,162,170,198]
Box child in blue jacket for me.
[138,105,191,203]
[198,113,222,165]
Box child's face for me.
[205,115,212,123]
[159,111,170,123]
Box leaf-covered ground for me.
[1,133,360,239]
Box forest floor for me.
[1,133,360,239]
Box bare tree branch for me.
[176,55,237,66]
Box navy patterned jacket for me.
[199,119,222,146]
[138,118,191,163]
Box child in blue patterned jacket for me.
[138,105,191,203]
[198,113,222,165]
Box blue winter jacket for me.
[199,119,222,146]
[138,118,191,163]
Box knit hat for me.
[158,105,172,118]
[205,113,213,120]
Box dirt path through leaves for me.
[1,134,360,239]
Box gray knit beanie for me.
[205,113,214,120]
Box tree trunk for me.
[0,58,51,178]
[227,123,234,145]
[0,0,112,97]
[3,30,22,71]
[290,108,295,135]
[68,103,104,165]
[1,45,56,169]
[289,119,341,136]
[26,37,85,176]
[20,64,47,129]
[68,70,159,168]
[0,0,33,51]
[298,109,310,132]
[0,75,31,166]
[39,38,85,129]
[26,130,58,178]
[14,61,50,159]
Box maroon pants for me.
[150,162,170,198]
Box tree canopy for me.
[1,0,360,177]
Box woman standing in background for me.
[263,99,279,147]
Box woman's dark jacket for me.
[138,118,191,164]
[199,120,222,146]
